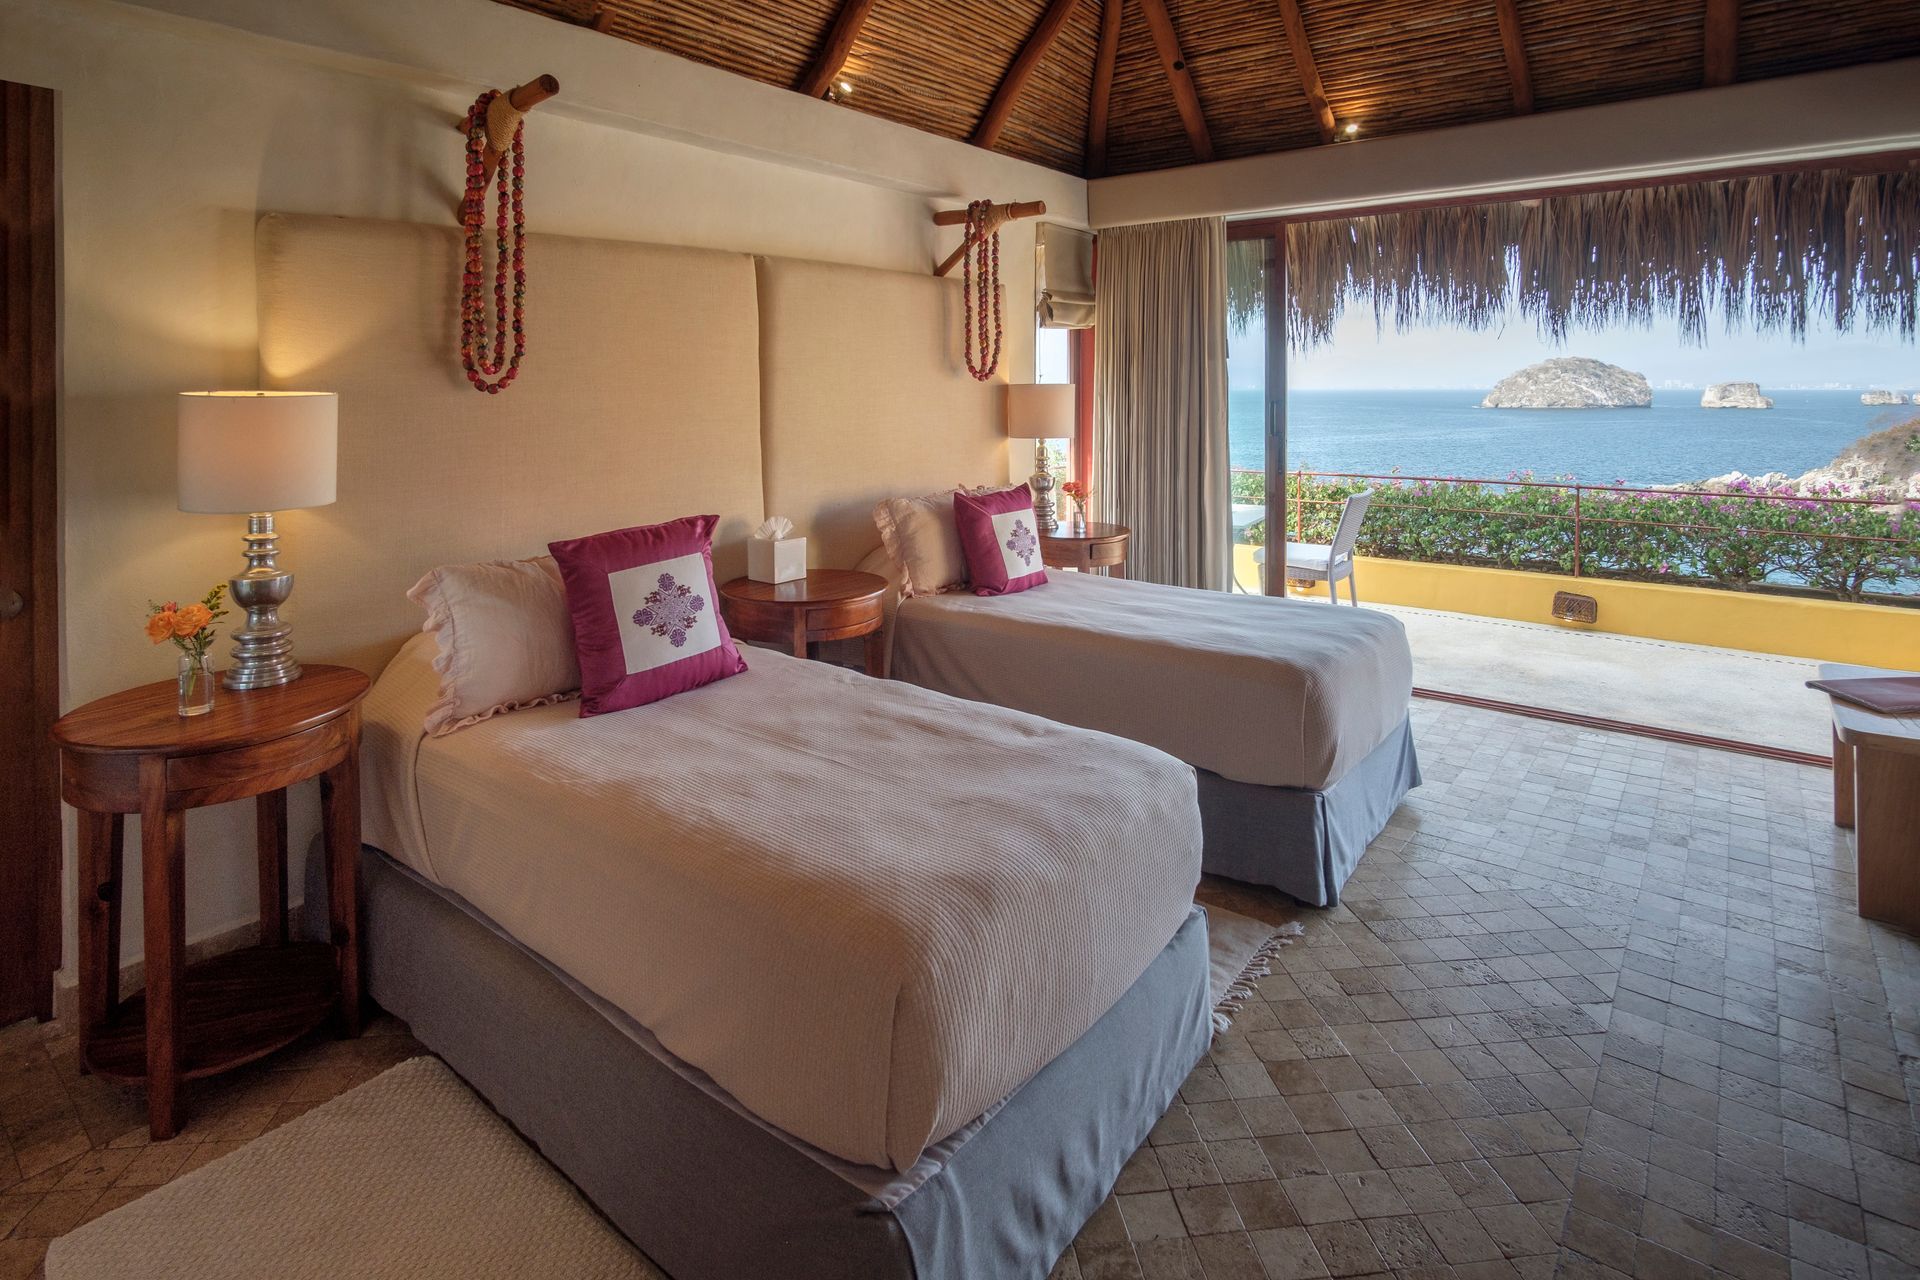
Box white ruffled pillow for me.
[406,556,580,735]
[872,484,1018,597]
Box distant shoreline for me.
[1253,386,1890,395]
[1226,387,1901,487]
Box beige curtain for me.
[1093,217,1230,591]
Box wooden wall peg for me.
[932,200,1047,277]
[473,75,560,183]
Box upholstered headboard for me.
[257,214,765,675]
[755,257,1006,570]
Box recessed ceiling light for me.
[1341,120,1361,137]
[836,79,854,97]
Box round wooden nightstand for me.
[1040,521,1130,577]
[51,665,370,1139]
[719,570,889,677]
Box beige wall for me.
[0,0,1080,980]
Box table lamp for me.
[177,391,338,690]
[1006,383,1075,534]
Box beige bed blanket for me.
[890,573,1413,790]
[361,636,1202,1172]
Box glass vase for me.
[177,652,215,717]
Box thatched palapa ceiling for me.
[494,0,1919,178]
[1237,167,1920,349]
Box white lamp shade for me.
[178,391,338,514]
[1005,383,1075,440]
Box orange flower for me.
[172,603,213,637]
[145,610,177,644]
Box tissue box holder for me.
[748,537,807,585]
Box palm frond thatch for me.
[1228,168,1920,350]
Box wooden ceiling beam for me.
[1275,0,1335,144]
[974,0,1082,149]
[1493,0,1534,114]
[797,0,876,98]
[1704,0,1738,87]
[1085,0,1121,177]
[1137,0,1215,162]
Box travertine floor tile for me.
[3,700,1915,1280]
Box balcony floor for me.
[1368,602,1831,757]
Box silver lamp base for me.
[1030,439,1058,535]
[224,511,302,690]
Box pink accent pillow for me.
[407,555,581,736]
[953,484,1049,596]
[546,515,747,716]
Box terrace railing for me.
[1229,468,1920,604]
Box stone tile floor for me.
[1062,700,1919,1280]
[1,699,1914,1280]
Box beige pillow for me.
[407,556,580,735]
[872,489,970,597]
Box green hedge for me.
[1232,471,1920,603]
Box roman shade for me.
[1036,222,1094,330]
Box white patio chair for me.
[1253,489,1374,604]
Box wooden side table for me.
[719,570,889,677]
[1041,521,1130,577]
[1818,662,1920,935]
[51,665,370,1138]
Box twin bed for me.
[320,635,1211,1280]
[889,570,1419,906]
[259,213,1418,1279]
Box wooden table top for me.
[1041,522,1129,543]
[719,570,887,607]
[1817,662,1920,755]
[52,665,370,756]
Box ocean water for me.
[1228,389,1908,485]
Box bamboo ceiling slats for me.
[996,0,1105,173]
[1159,0,1318,163]
[1308,0,1515,140]
[494,0,1920,178]
[1100,0,1198,174]
[1515,0,1703,114]
[593,0,839,87]
[841,0,1036,146]
[1739,0,1920,82]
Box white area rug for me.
[46,1056,662,1280]
[1206,905,1302,1035]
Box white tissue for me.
[754,517,794,541]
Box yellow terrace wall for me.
[1235,548,1920,669]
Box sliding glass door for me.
[1226,223,1286,593]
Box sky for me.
[1230,306,1920,392]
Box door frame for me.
[1224,145,1920,757]
[1225,224,1287,593]
[3,79,61,1024]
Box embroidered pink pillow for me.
[546,515,747,716]
[953,484,1049,596]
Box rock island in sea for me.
[1480,357,1652,409]
[1700,381,1774,409]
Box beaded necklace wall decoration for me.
[459,89,528,394]
[960,200,1005,382]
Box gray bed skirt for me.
[1197,714,1420,907]
[305,847,1211,1280]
